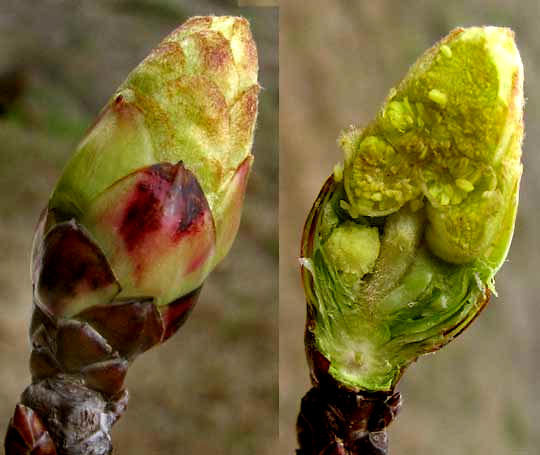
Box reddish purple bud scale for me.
[120,180,162,253]
[55,320,112,373]
[5,405,57,455]
[34,222,120,318]
[75,299,163,360]
[84,162,215,302]
[82,359,129,397]
[29,349,61,382]
[119,163,208,255]
[160,287,201,341]
[23,290,202,407]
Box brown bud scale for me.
[5,288,201,454]
[297,386,401,455]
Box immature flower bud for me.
[301,27,523,392]
[4,16,259,455]
[35,15,259,312]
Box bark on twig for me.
[4,288,200,455]
[297,386,401,455]
[6,378,127,455]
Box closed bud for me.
[33,16,259,316]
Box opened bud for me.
[302,27,523,391]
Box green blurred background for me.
[0,1,277,454]
[280,1,539,454]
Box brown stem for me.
[5,377,127,455]
[4,287,201,455]
[296,385,401,455]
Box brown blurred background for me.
[3,1,540,454]
[0,1,277,454]
[280,1,540,454]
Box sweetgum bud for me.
[33,16,259,314]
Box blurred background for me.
[0,1,277,454]
[280,1,539,454]
[3,1,540,453]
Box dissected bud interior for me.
[302,27,523,391]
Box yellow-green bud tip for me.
[302,27,524,391]
[342,26,523,265]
